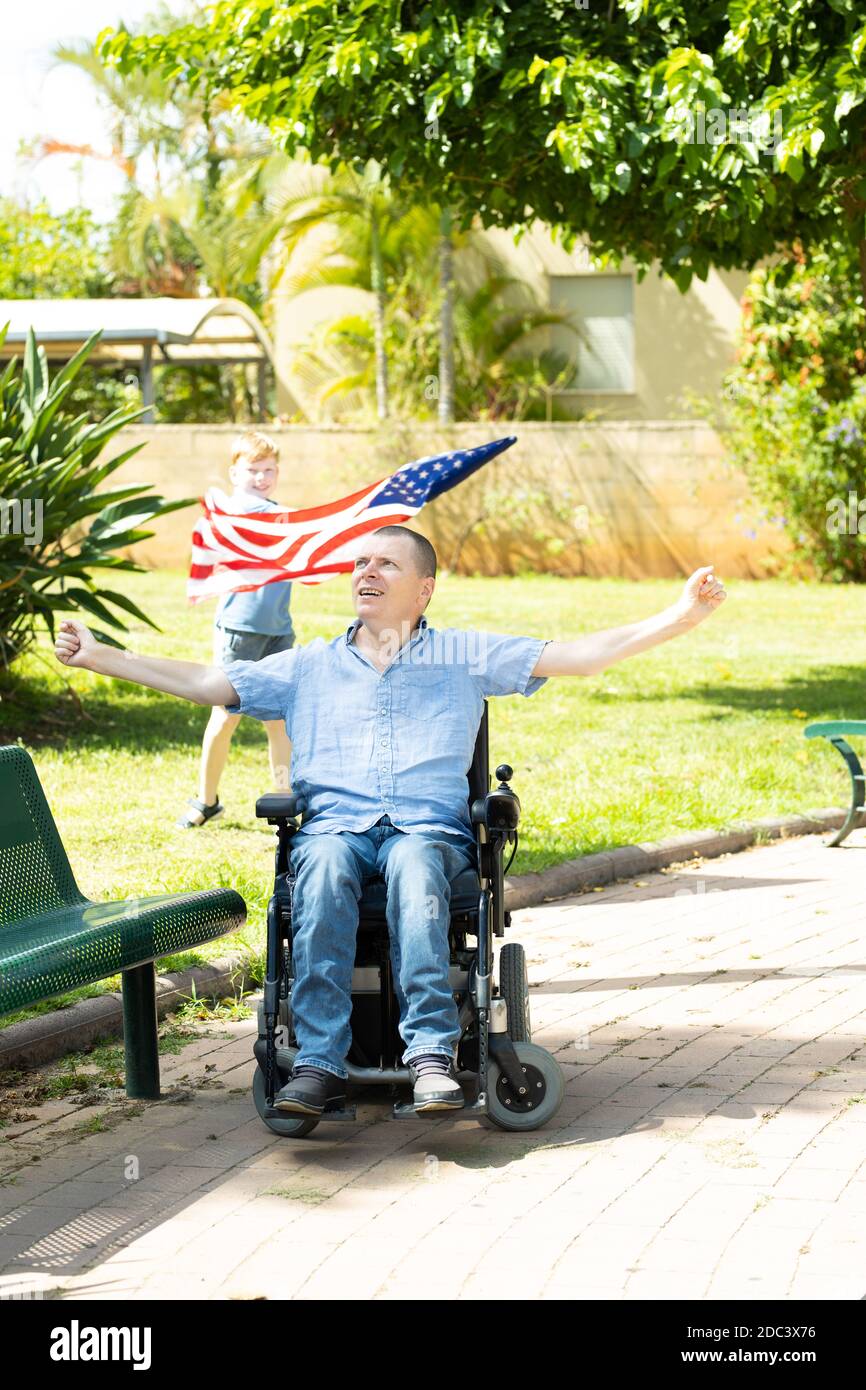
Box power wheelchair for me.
[252,702,564,1137]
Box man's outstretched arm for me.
[54,619,238,706]
[533,566,727,678]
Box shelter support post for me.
[257,359,267,422]
[140,344,155,423]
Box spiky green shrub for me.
[0,327,191,665]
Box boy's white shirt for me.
[229,487,279,511]
[205,486,280,512]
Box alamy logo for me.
[49,1320,152,1371]
[379,625,490,675]
[0,496,43,546]
[672,102,782,153]
[826,491,866,535]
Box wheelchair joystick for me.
[481,766,520,833]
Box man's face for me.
[229,454,279,498]
[351,533,434,634]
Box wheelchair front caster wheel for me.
[253,1065,320,1138]
[486,1042,564,1131]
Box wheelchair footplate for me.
[263,1099,357,1122]
[392,1097,487,1120]
[392,1073,486,1120]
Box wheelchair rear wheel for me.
[253,1063,320,1137]
[498,942,532,1042]
[486,1042,564,1131]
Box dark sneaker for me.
[273,1065,347,1115]
[408,1053,464,1113]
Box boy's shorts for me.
[214,626,295,668]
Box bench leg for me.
[122,963,160,1100]
[828,738,866,848]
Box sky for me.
[0,1,188,219]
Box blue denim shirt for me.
[224,617,548,846]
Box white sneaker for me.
[408,1054,464,1112]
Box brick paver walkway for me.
[2,831,866,1301]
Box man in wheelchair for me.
[54,528,726,1122]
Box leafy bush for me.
[61,360,267,426]
[0,198,112,300]
[722,243,866,581]
[0,328,192,666]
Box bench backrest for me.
[0,745,85,926]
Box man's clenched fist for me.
[676,566,727,626]
[55,619,97,668]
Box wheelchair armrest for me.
[255,793,306,822]
[471,762,521,832]
[471,790,521,832]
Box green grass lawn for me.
[1,568,863,1025]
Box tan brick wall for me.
[107,421,789,579]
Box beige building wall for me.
[272,219,751,423]
[107,421,789,580]
[472,226,750,421]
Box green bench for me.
[804,722,866,847]
[0,744,246,1098]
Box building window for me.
[549,274,635,393]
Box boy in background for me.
[178,430,293,827]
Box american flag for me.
[188,435,517,601]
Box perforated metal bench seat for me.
[0,745,246,1098]
[0,890,246,1015]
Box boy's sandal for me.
[177,798,225,829]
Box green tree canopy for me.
[0,199,110,299]
[101,0,866,292]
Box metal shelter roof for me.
[0,297,274,366]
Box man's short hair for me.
[373,525,437,579]
[231,429,279,466]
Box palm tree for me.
[451,269,581,419]
[237,159,433,420]
[286,226,580,423]
[37,21,273,301]
[106,177,269,302]
[438,208,456,424]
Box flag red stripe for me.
[216,521,300,549]
[218,523,317,570]
[203,518,319,568]
[190,512,416,587]
[189,557,285,578]
[306,512,415,568]
[205,477,385,524]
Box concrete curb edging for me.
[502,805,848,911]
[0,957,248,1072]
[0,805,849,1072]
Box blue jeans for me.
[288,818,475,1078]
